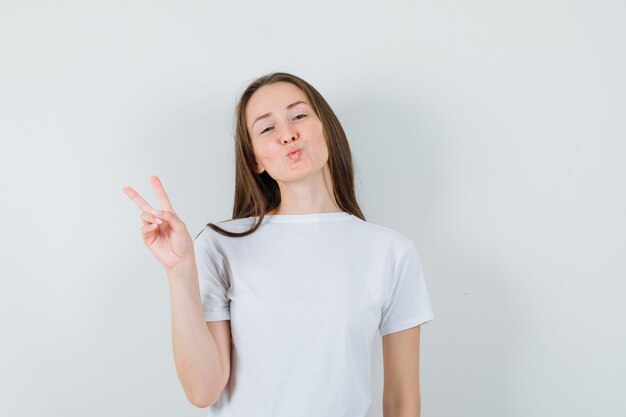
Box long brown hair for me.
[198,71,366,238]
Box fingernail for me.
[155,218,163,224]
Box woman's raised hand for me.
[123,175,194,272]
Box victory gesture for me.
[123,175,194,272]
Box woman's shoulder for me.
[349,216,415,250]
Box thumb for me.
[153,209,186,233]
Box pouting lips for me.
[287,149,302,160]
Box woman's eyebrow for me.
[251,101,308,129]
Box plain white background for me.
[1,0,624,416]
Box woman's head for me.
[203,71,365,238]
[245,81,329,187]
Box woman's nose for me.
[281,134,296,143]
[279,125,297,143]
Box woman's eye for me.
[260,115,306,135]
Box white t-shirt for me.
[193,211,434,417]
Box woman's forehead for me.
[248,83,308,113]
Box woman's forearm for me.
[383,399,421,417]
[167,260,225,407]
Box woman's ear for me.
[254,161,265,174]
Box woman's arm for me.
[168,260,229,407]
[382,325,423,417]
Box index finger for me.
[122,186,154,213]
[151,175,175,213]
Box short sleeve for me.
[194,229,231,322]
[379,240,434,337]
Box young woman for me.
[123,72,435,416]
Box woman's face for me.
[245,81,329,183]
